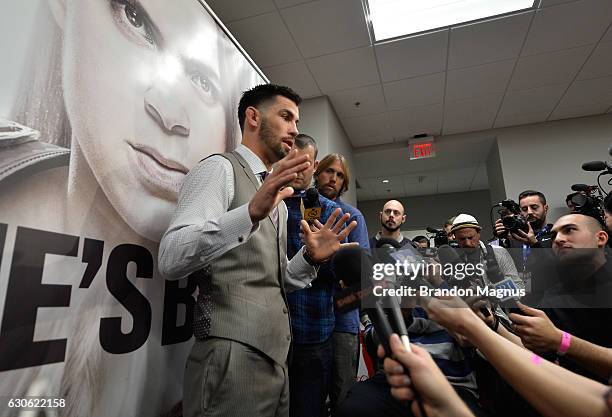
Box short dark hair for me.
[237,84,301,133]
[412,236,430,247]
[519,190,547,205]
[295,133,318,159]
[605,193,612,213]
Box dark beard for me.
[529,217,544,231]
[318,185,338,200]
[382,221,400,233]
[260,117,286,161]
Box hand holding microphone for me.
[382,335,475,417]
[302,187,322,223]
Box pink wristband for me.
[558,331,571,355]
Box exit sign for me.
[409,137,436,160]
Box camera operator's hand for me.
[509,302,562,353]
[494,219,508,238]
[381,335,475,417]
[510,222,538,246]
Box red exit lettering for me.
[413,142,432,158]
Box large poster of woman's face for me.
[0,0,264,415]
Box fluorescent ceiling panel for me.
[368,0,536,41]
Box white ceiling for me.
[205,0,612,201]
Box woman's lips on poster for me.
[128,142,188,198]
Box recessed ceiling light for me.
[382,179,390,183]
[367,0,536,42]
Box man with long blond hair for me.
[314,153,370,414]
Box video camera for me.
[491,199,529,236]
[426,226,458,248]
[569,155,612,225]
[567,184,603,222]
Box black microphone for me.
[437,244,462,265]
[582,161,608,171]
[375,237,403,249]
[302,187,322,222]
[332,246,375,313]
[367,297,428,417]
[426,226,441,234]
[333,247,430,417]
[384,287,412,351]
[571,184,595,192]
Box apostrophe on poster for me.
[0,223,198,372]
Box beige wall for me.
[358,190,494,241]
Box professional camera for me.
[425,226,458,248]
[568,185,603,222]
[569,156,612,225]
[492,199,529,235]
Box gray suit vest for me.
[193,151,291,365]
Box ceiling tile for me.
[205,0,277,23]
[383,73,445,110]
[341,112,391,144]
[603,23,612,42]
[400,175,420,185]
[446,60,515,101]
[327,84,387,118]
[404,184,438,197]
[522,0,612,56]
[351,136,394,148]
[280,0,370,58]
[371,176,405,195]
[437,167,475,183]
[375,30,448,82]
[388,104,444,138]
[262,61,321,99]
[494,111,551,128]
[448,11,533,69]
[499,83,567,116]
[307,47,380,92]
[443,94,503,135]
[558,75,612,106]
[549,102,610,120]
[274,0,314,8]
[539,0,578,6]
[438,181,472,194]
[509,45,592,91]
[577,41,612,80]
[227,12,302,67]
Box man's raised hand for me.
[248,149,310,223]
[300,207,357,263]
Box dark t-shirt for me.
[539,258,612,383]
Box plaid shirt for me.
[286,190,340,343]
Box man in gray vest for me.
[158,84,356,417]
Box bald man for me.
[509,214,612,383]
[369,200,414,248]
